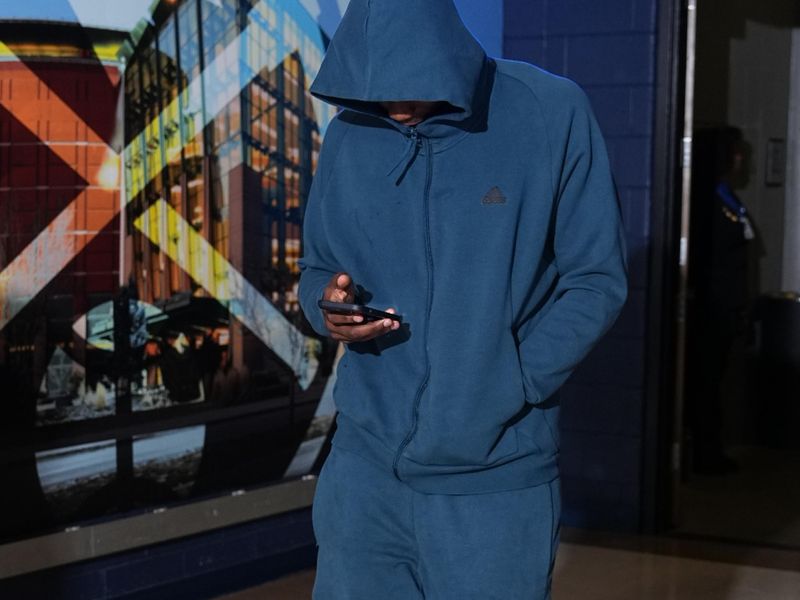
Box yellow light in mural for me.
[96,150,121,190]
[0,41,122,62]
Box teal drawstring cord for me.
[385,128,422,186]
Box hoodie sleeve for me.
[297,117,347,337]
[517,82,629,405]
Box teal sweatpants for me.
[311,445,561,599]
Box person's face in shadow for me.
[379,100,446,126]
[727,139,752,189]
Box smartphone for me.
[318,299,403,323]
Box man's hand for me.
[322,272,400,343]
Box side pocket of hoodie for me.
[513,384,561,457]
[542,402,560,453]
[513,329,540,406]
[513,325,561,455]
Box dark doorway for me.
[676,0,800,549]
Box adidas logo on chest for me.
[481,186,507,205]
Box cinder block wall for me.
[504,0,658,531]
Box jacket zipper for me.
[392,128,434,480]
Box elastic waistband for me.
[331,412,559,495]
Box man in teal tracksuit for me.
[297,0,628,597]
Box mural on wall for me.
[0,0,343,544]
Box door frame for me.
[641,0,692,533]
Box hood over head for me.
[309,0,492,140]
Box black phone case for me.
[317,299,403,322]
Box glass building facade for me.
[123,0,336,409]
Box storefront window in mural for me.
[0,0,341,545]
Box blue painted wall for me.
[504,0,657,531]
[455,0,504,57]
[316,0,504,57]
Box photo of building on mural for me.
[0,0,340,545]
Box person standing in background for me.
[687,125,754,475]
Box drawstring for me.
[385,128,423,186]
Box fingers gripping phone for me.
[318,299,403,323]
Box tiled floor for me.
[217,532,800,599]
[678,445,800,548]
[552,542,800,600]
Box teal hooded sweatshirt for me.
[298,0,628,494]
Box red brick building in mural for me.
[0,20,125,424]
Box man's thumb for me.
[336,273,351,289]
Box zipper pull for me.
[387,127,423,186]
[407,127,421,147]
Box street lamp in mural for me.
[0,0,340,544]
